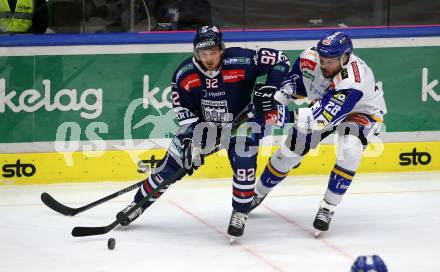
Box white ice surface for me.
[1,172,440,272]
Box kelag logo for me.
[399,148,431,166]
[2,159,37,177]
[137,155,162,173]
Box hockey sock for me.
[135,175,170,209]
[232,182,255,213]
[231,166,257,213]
[324,164,355,206]
[256,161,289,196]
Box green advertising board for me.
[1,36,440,183]
[1,44,440,145]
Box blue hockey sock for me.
[325,164,355,205]
[257,161,288,195]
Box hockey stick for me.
[71,142,224,237]
[71,168,185,237]
[40,129,227,217]
[70,109,257,236]
[41,180,144,216]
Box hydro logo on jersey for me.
[202,89,226,98]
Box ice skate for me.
[249,193,267,212]
[313,199,336,237]
[116,202,145,226]
[227,210,248,243]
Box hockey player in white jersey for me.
[252,31,387,236]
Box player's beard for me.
[321,68,338,79]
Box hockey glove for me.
[253,84,278,115]
[264,104,296,127]
[182,138,204,176]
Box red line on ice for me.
[263,204,354,261]
[169,200,285,272]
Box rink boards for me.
[0,141,438,185]
[1,29,440,185]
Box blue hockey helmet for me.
[351,255,388,272]
[193,25,224,59]
[317,31,353,59]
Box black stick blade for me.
[70,168,188,238]
[71,221,118,237]
[41,192,77,216]
[72,227,108,237]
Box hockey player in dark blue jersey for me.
[117,25,290,241]
[251,31,387,237]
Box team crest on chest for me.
[201,99,231,123]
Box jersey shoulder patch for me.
[299,48,319,72]
[224,56,252,66]
[350,61,362,83]
[329,92,349,105]
[223,47,254,67]
[180,73,202,92]
[175,58,197,82]
[333,60,362,91]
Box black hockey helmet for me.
[193,25,224,59]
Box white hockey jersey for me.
[275,47,387,130]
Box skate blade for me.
[229,236,237,244]
[314,230,322,238]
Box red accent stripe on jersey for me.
[222,69,246,83]
[180,73,201,92]
[143,180,153,193]
[346,113,371,127]
[351,61,361,83]
[300,58,317,71]
[233,189,254,198]
[143,180,162,198]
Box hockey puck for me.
[107,238,116,250]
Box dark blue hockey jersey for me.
[171,47,290,126]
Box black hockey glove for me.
[253,83,278,115]
[182,138,204,176]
